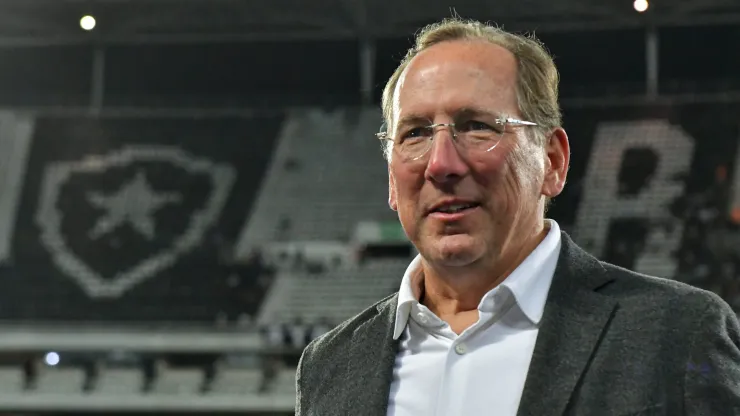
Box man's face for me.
[388,40,568,270]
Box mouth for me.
[427,201,481,219]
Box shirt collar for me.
[393,255,424,340]
[501,219,561,325]
[392,219,562,340]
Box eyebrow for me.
[456,107,501,119]
[395,114,431,131]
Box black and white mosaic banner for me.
[2,115,282,321]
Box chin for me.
[426,234,484,267]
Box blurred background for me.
[0,0,738,414]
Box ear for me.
[388,165,398,211]
[541,127,570,198]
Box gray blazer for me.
[296,233,740,415]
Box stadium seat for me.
[94,366,144,395]
[34,366,86,395]
[0,366,25,394]
[208,365,263,395]
[150,360,204,395]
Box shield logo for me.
[35,145,236,298]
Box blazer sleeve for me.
[683,291,740,415]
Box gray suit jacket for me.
[296,233,740,415]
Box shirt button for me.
[416,313,428,325]
[454,343,468,355]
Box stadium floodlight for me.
[80,15,97,31]
[633,0,649,12]
[44,352,60,366]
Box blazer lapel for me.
[517,233,618,416]
[342,295,399,416]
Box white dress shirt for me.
[387,220,562,416]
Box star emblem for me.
[86,171,182,240]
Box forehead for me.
[393,40,519,125]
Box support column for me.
[645,26,659,100]
[90,45,106,115]
[359,38,376,105]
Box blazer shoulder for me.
[599,260,732,313]
[300,292,398,363]
[296,293,399,414]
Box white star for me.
[87,171,182,240]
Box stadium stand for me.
[238,108,391,246]
[258,258,410,325]
[234,107,409,327]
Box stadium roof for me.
[0,0,739,45]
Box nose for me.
[424,128,470,184]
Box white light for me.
[80,15,96,31]
[634,0,649,12]
[44,352,60,366]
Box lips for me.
[428,199,481,215]
[434,202,478,213]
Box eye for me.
[400,126,432,142]
[456,120,498,133]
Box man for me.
[296,17,740,416]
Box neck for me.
[420,220,549,317]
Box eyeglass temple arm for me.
[506,118,538,126]
[376,132,389,140]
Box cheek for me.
[467,150,508,190]
[391,165,425,212]
[506,143,545,191]
[394,177,424,239]
[469,145,543,210]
